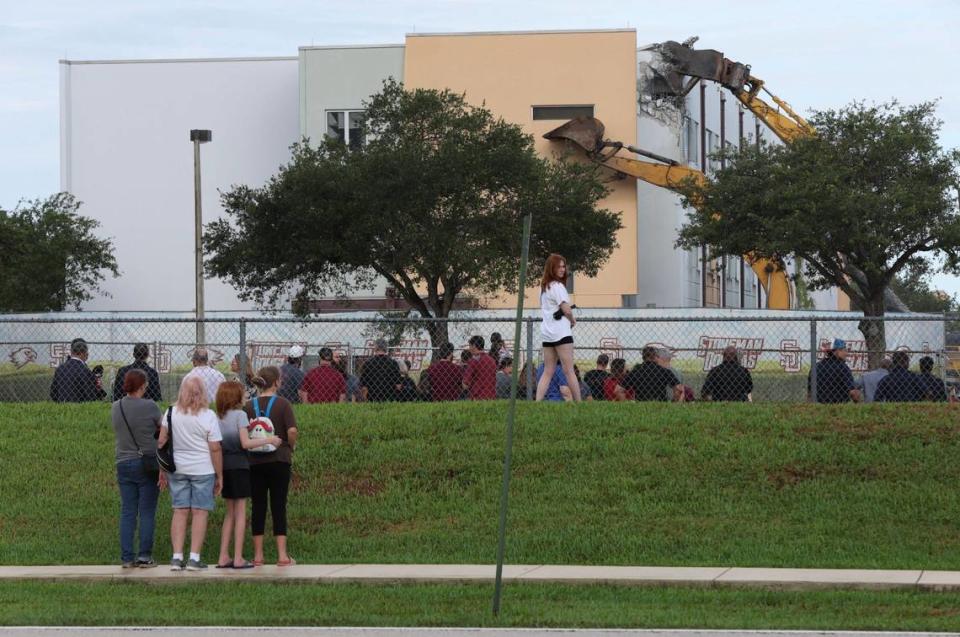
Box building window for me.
[725,255,739,281]
[706,129,720,173]
[326,110,364,149]
[532,105,594,120]
[683,116,699,165]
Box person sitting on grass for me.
[917,355,947,402]
[604,358,633,401]
[875,351,925,403]
[535,361,571,402]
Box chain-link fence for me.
[0,313,952,404]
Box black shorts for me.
[222,468,252,500]
[542,335,574,347]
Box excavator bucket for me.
[645,40,751,98]
[543,117,606,155]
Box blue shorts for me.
[168,473,216,511]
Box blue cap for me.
[832,338,847,351]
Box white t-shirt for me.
[184,365,226,403]
[166,406,222,475]
[540,281,573,343]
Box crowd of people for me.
[111,365,296,570]
[37,331,918,570]
[808,338,949,403]
[54,332,953,410]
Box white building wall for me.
[634,48,766,309]
[60,57,300,312]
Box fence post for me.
[238,318,248,386]
[809,318,818,403]
[525,317,534,400]
[942,313,949,389]
[347,343,355,376]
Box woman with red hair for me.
[535,254,581,402]
[110,368,163,568]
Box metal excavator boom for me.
[544,116,793,310]
[646,39,816,143]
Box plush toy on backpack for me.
[248,395,279,453]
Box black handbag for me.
[156,406,176,474]
[118,399,160,477]
[553,304,577,321]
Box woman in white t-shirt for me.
[157,375,223,571]
[535,253,582,402]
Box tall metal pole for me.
[492,212,532,617]
[193,138,205,347]
[719,91,727,309]
[525,317,534,401]
[809,319,818,403]
[699,81,707,308]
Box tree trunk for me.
[424,317,451,361]
[858,297,887,370]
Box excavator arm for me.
[544,117,793,309]
[646,40,816,143]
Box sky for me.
[2,0,959,292]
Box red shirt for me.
[426,359,463,401]
[604,376,634,401]
[301,365,346,403]
[463,352,497,400]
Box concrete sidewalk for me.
[2,563,960,591]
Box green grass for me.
[3,581,960,630]
[3,402,960,570]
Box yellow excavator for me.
[544,39,814,310]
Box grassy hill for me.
[3,401,960,569]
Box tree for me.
[205,79,622,347]
[0,193,118,312]
[676,101,960,359]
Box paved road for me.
[1,629,958,637]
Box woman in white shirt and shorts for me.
[535,253,582,402]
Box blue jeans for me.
[117,459,160,563]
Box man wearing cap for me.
[278,345,306,404]
[112,343,162,402]
[360,339,403,402]
[808,339,861,404]
[618,345,684,402]
[299,347,346,403]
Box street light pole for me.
[190,129,212,347]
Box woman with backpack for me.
[214,381,281,569]
[243,366,299,567]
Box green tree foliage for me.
[205,79,622,346]
[676,101,960,355]
[0,193,118,312]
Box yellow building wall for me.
[404,30,638,309]
[837,289,851,311]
